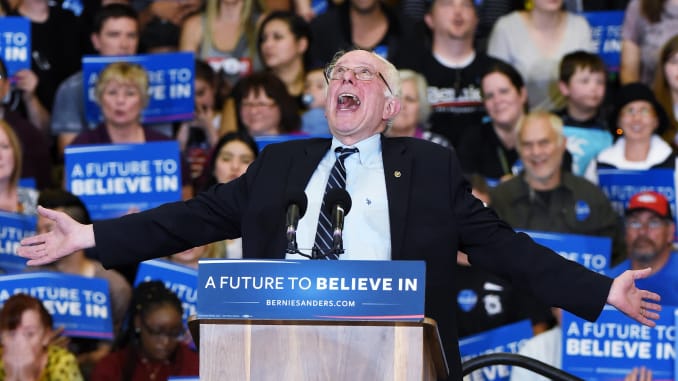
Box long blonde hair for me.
[205,0,261,61]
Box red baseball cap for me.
[626,191,673,219]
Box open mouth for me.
[337,93,361,111]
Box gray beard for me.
[629,247,659,265]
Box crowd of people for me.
[1,0,677,380]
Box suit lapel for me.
[285,138,332,195]
[381,136,412,260]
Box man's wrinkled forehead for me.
[336,51,381,71]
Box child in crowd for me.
[301,67,330,135]
[555,50,613,176]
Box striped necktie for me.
[313,147,359,259]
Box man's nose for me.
[340,69,356,83]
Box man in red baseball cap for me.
[607,191,678,305]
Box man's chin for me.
[630,251,657,265]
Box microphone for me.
[324,189,352,255]
[285,190,308,253]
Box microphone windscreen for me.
[286,190,308,217]
[324,188,352,216]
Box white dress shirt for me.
[288,134,391,260]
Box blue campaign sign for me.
[0,17,31,76]
[0,254,27,274]
[582,11,624,72]
[598,168,678,240]
[82,52,194,124]
[0,211,36,256]
[64,141,182,220]
[134,259,198,323]
[520,230,611,273]
[563,126,613,176]
[18,177,36,189]
[198,259,426,321]
[458,320,533,381]
[0,272,113,339]
[563,305,676,380]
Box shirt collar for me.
[330,134,382,166]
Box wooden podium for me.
[188,317,449,380]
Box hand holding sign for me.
[607,268,661,327]
[624,367,652,381]
[17,206,95,266]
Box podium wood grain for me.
[193,318,447,381]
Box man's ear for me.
[383,98,401,120]
[91,33,101,52]
[424,13,434,31]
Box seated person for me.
[232,71,301,137]
[36,189,132,377]
[69,61,193,200]
[91,281,198,381]
[608,191,678,306]
[490,111,625,262]
[555,51,613,175]
[0,293,83,380]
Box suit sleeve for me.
[90,144,272,269]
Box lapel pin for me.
[394,170,401,178]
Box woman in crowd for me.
[258,11,311,110]
[232,71,301,136]
[179,0,263,88]
[177,60,222,182]
[455,60,528,184]
[621,0,678,85]
[70,62,193,199]
[487,0,593,111]
[653,34,678,147]
[36,189,132,378]
[0,120,37,215]
[91,281,198,381]
[384,69,450,148]
[585,82,674,183]
[0,293,83,381]
[196,132,259,258]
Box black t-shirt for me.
[400,52,500,149]
[10,6,81,111]
[456,120,518,181]
[308,1,418,68]
[454,264,550,338]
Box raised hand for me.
[17,206,95,266]
[606,268,661,327]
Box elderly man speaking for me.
[20,49,660,380]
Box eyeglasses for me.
[241,101,277,109]
[139,319,185,341]
[621,106,654,118]
[625,219,667,230]
[325,65,393,95]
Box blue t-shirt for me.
[606,253,678,307]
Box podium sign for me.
[197,259,426,321]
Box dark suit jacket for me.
[93,136,612,380]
